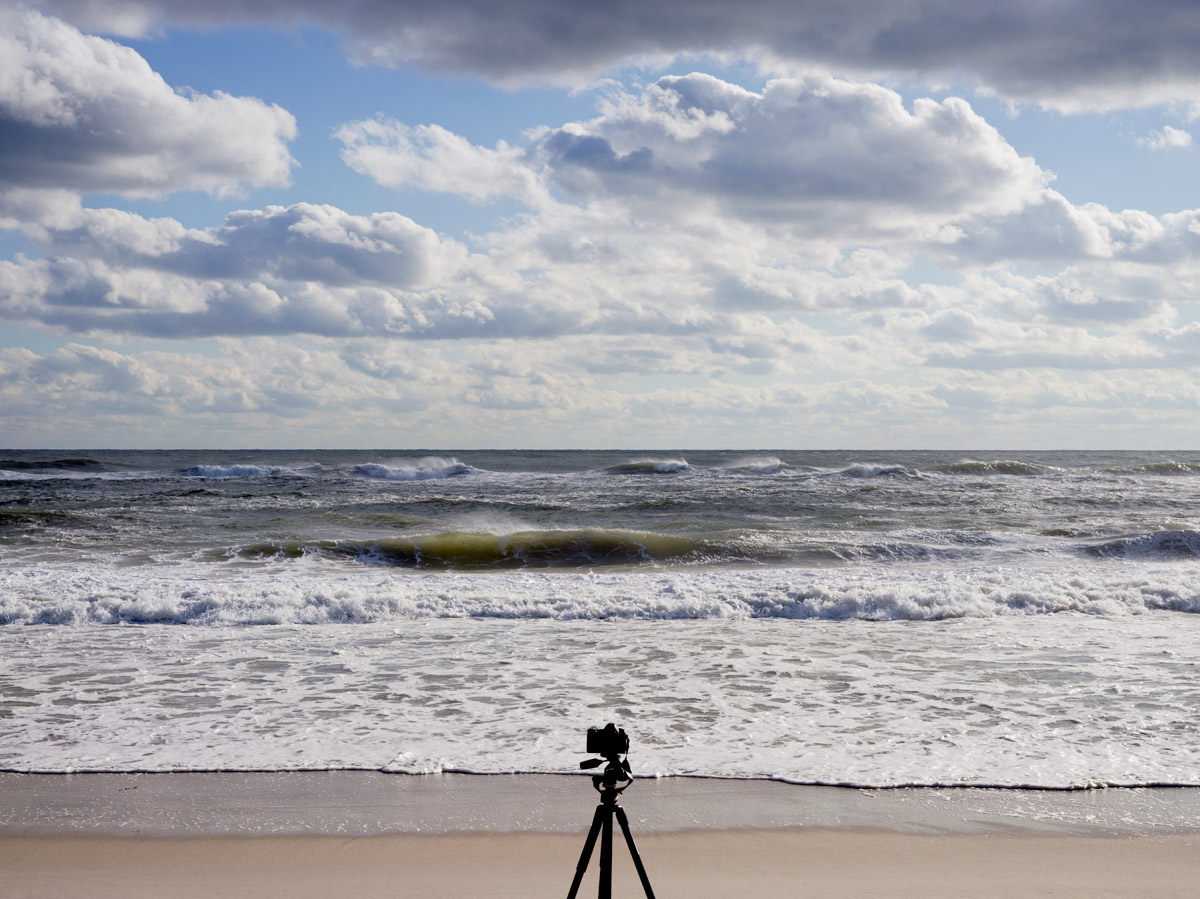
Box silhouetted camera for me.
[586,723,629,757]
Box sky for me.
[3,1,1200,449]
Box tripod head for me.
[579,723,632,798]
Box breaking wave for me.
[605,459,690,474]
[722,456,788,474]
[837,463,925,479]
[238,528,707,570]
[180,465,287,479]
[355,458,473,480]
[6,565,1200,626]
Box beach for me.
[3,773,1200,898]
[6,451,1200,896]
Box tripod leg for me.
[615,807,658,899]
[600,804,613,899]
[566,806,606,899]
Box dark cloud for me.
[33,0,1200,109]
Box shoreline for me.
[4,771,1200,837]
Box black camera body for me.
[586,723,629,757]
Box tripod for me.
[565,756,657,899]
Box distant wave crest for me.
[0,458,104,471]
[605,458,690,474]
[931,460,1053,477]
[722,456,788,474]
[356,458,473,480]
[1083,530,1200,560]
[837,463,925,479]
[180,464,287,478]
[1103,461,1200,476]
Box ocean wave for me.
[1102,461,1200,476]
[721,456,788,474]
[0,469,158,483]
[0,507,75,528]
[930,459,1054,477]
[836,463,925,479]
[1083,530,1200,560]
[0,457,105,472]
[604,459,690,474]
[832,542,975,563]
[0,471,73,483]
[238,528,706,570]
[355,458,473,480]
[180,464,288,479]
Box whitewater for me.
[3,449,1200,788]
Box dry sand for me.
[3,828,1199,898]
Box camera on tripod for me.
[586,723,629,758]
[580,723,631,782]
[565,723,657,899]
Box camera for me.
[586,723,629,757]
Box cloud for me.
[31,0,1200,111]
[336,120,548,206]
[0,7,296,209]
[0,256,498,340]
[0,201,501,338]
[940,192,1166,265]
[3,16,1199,450]
[0,339,448,444]
[342,74,1049,244]
[31,203,471,288]
[542,75,1048,238]
[1138,125,1193,150]
[867,270,1185,374]
[7,65,1192,365]
[940,192,1200,274]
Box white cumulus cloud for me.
[0,7,296,210]
[341,74,1050,245]
[1138,126,1193,150]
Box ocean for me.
[3,449,1200,789]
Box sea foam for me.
[5,613,1200,788]
[5,563,1200,626]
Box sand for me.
[2,773,1199,898]
[4,829,1200,898]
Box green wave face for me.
[240,528,706,569]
